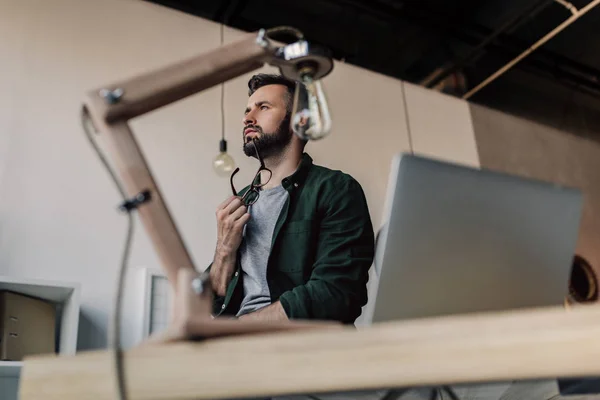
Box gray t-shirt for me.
[236,184,288,317]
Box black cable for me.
[81,108,134,400]
[220,23,225,142]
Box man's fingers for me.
[216,197,242,222]
[216,195,237,212]
[230,205,248,221]
[223,197,244,215]
[234,213,251,228]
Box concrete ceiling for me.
[145,0,600,141]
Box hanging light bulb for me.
[291,71,332,141]
[212,24,236,177]
[213,138,235,177]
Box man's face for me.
[242,84,292,158]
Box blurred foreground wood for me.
[19,304,600,400]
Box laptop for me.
[369,153,583,323]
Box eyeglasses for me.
[230,141,272,206]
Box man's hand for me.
[210,196,250,296]
[238,301,289,322]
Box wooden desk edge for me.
[20,304,600,400]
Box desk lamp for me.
[83,27,333,287]
[81,26,335,399]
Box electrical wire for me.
[220,22,225,142]
[81,108,133,400]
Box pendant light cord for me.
[220,23,225,142]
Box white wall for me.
[404,82,480,168]
[0,0,478,348]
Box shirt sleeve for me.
[279,176,375,323]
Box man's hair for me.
[247,73,297,113]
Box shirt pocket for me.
[275,219,316,275]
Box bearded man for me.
[207,73,375,324]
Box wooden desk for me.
[19,304,600,400]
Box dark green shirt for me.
[210,153,375,324]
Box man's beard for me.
[243,115,293,159]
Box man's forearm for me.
[238,301,289,322]
[209,249,237,296]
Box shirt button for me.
[221,304,226,310]
[234,271,239,277]
[294,183,299,188]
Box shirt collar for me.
[250,153,313,190]
[282,153,313,191]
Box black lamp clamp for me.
[118,189,152,213]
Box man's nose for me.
[243,109,256,125]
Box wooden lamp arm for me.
[81,31,279,290]
[84,32,273,124]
